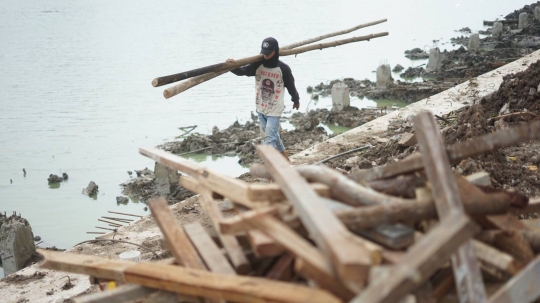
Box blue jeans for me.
[258,112,285,152]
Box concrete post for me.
[154,162,179,196]
[376,64,392,89]
[519,13,529,29]
[331,82,350,112]
[426,48,443,72]
[468,33,480,51]
[535,7,540,20]
[492,22,503,40]
[0,217,35,276]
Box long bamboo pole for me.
[164,31,388,99]
[153,18,387,88]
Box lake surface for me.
[0,0,532,271]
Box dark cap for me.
[260,37,278,55]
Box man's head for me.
[261,37,279,60]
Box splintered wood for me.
[38,116,540,303]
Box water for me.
[0,0,532,256]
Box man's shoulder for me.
[278,60,292,73]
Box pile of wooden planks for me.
[39,111,540,303]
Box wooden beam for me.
[197,188,251,274]
[38,250,341,303]
[148,197,205,270]
[239,212,356,300]
[351,212,479,303]
[248,182,331,202]
[219,207,278,234]
[183,222,236,276]
[472,240,523,278]
[257,145,381,292]
[488,255,540,303]
[247,229,285,258]
[413,111,487,303]
[509,197,540,216]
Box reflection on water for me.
[182,154,249,177]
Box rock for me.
[306,86,313,93]
[34,236,41,241]
[82,181,99,196]
[116,196,129,204]
[499,103,510,115]
[392,64,404,72]
[345,156,362,166]
[62,172,68,180]
[47,174,63,183]
[398,133,417,146]
[154,162,179,196]
[135,168,154,178]
[0,215,35,276]
[212,126,219,136]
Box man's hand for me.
[293,101,300,110]
[226,58,236,63]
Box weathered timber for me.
[413,111,487,303]
[493,230,535,264]
[238,212,356,300]
[351,212,479,303]
[472,240,523,278]
[265,253,295,281]
[487,255,540,303]
[148,197,205,270]
[351,120,540,182]
[38,250,341,303]
[197,188,251,274]
[183,222,236,275]
[510,197,540,216]
[257,145,381,292]
[248,182,331,202]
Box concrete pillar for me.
[154,162,179,196]
[492,22,503,40]
[0,216,35,276]
[535,7,540,20]
[519,12,529,29]
[468,33,480,51]
[376,64,392,89]
[331,82,350,112]
[426,48,442,72]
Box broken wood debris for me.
[37,116,540,303]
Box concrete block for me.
[376,64,392,88]
[331,82,350,112]
[535,7,540,20]
[492,22,503,40]
[468,33,480,51]
[0,218,35,276]
[155,162,179,196]
[519,12,529,29]
[426,48,443,72]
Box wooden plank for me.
[240,212,356,301]
[265,253,295,281]
[38,249,341,303]
[248,182,331,202]
[488,255,540,303]
[257,145,381,292]
[183,222,236,276]
[247,229,285,258]
[219,207,278,234]
[148,197,205,270]
[413,111,487,303]
[351,212,479,303]
[520,218,540,230]
[197,187,251,274]
[472,240,523,278]
[509,197,540,216]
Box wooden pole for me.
[153,19,387,87]
[413,111,487,303]
[162,32,389,98]
[487,255,540,303]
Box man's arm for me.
[280,63,300,110]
